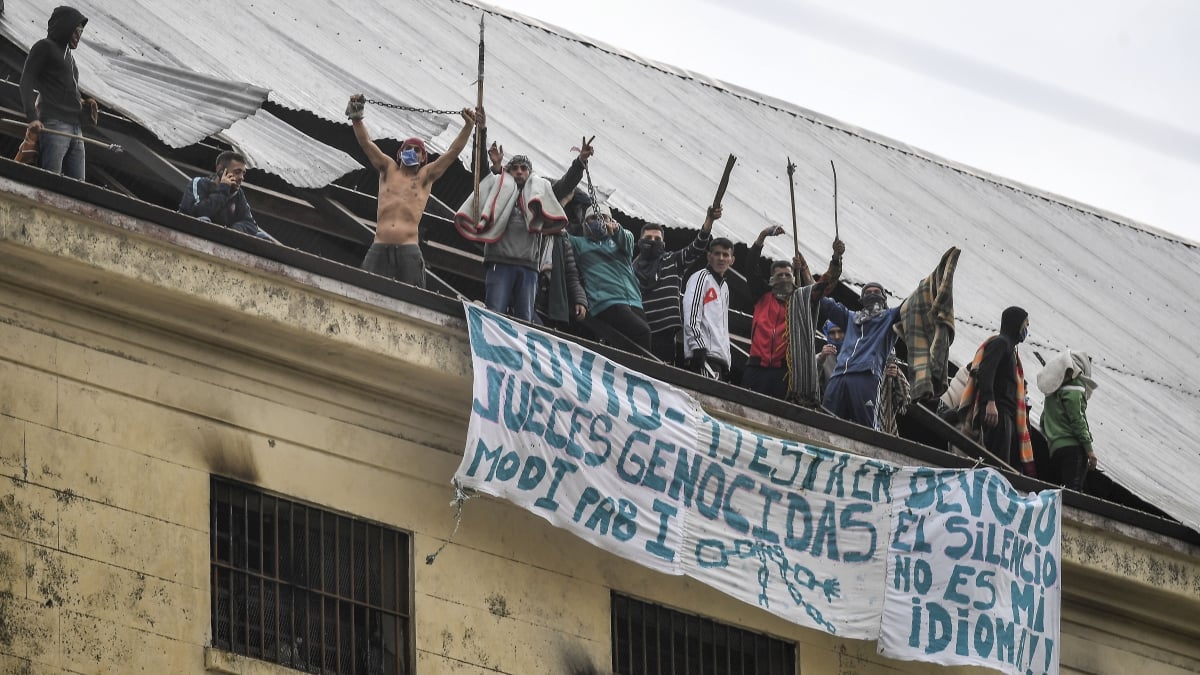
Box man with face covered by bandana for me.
[818,281,903,428]
[633,208,720,365]
[348,94,478,288]
[741,237,844,399]
[960,306,1036,476]
[818,320,844,396]
[20,6,98,179]
[568,209,651,351]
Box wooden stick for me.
[711,153,737,212]
[472,15,485,225]
[1,118,123,152]
[787,157,799,258]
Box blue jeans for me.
[485,263,538,322]
[38,119,86,180]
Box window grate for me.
[611,594,797,675]
[211,477,410,674]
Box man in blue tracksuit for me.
[819,282,901,429]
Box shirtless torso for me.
[348,96,478,248]
[374,165,430,245]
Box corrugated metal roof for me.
[0,4,268,147]
[4,0,1198,533]
[218,109,360,189]
[92,53,268,148]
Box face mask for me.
[399,149,421,166]
[585,219,606,238]
[771,278,796,297]
[1019,327,1029,343]
[638,239,665,257]
[861,292,885,308]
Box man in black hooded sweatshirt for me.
[633,207,721,365]
[20,6,96,179]
[965,306,1035,475]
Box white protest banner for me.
[878,467,1062,675]
[455,303,698,576]
[677,411,897,638]
[454,304,899,638]
[454,304,1063,665]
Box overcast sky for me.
[482,0,1200,244]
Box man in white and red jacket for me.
[682,238,737,380]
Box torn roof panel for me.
[218,109,361,190]
[0,3,268,147]
[91,54,268,147]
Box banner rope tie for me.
[425,480,472,565]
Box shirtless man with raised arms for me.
[347,94,478,288]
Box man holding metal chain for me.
[346,94,478,288]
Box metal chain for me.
[365,98,460,116]
[583,163,602,219]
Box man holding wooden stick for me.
[680,154,738,379]
[20,6,97,179]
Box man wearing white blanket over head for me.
[455,140,594,322]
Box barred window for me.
[611,594,797,675]
[211,477,411,674]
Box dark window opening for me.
[611,593,797,675]
[211,477,411,674]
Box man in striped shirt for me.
[633,207,721,365]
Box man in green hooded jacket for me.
[1038,350,1098,491]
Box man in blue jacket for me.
[819,282,901,429]
[179,151,274,241]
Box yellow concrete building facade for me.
[2,177,1199,675]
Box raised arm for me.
[478,139,504,177]
[699,206,720,238]
[423,108,479,182]
[471,108,498,176]
[744,224,786,298]
[792,251,816,287]
[552,136,595,200]
[347,94,393,173]
[808,238,846,301]
[681,206,720,266]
